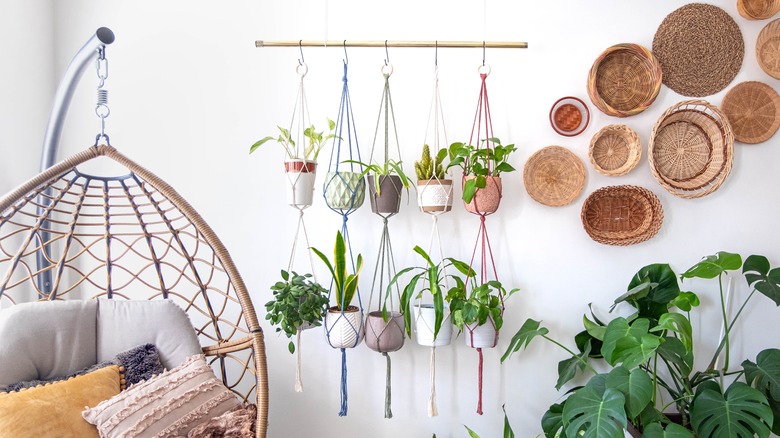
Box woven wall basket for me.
[587,43,662,117]
[757,18,780,79]
[581,185,663,246]
[589,124,642,176]
[721,81,780,144]
[648,100,734,199]
[738,0,780,20]
[523,145,586,207]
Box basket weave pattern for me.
[721,81,780,144]
[738,0,780,20]
[757,19,780,79]
[589,125,641,176]
[581,185,663,246]
[523,146,586,207]
[587,43,662,117]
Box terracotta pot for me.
[284,160,317,207]
[417,179,453,213]
[464,318,499,348]
[324,305,364,349]
[413,304,452,347]
[463,176,502,214]
[365,311,405,353]
[324,171,365,210]
[367,175,403,214]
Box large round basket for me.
[738,0,780,20]
[648,100,734,199]
[523,146,586,207]
[721,81,780,144]
[581,185,664,246]
[589,125,642,176]
[586,43,662,117]
[757,18,780,79]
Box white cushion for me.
[96,299,202,369]
[0,300,97,387]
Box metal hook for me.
[482,40,486,66]
[298,39,305,65]
[343,39,348,64]
[384,40,390,66]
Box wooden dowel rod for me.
[255,40,528,49]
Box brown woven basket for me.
[721,81,780,144]
[648,100,734,199]
[757,19,780,79]
[589,125,641,176]
[523,145,586,207]
[587,43,662,117]
[581,185,663,246]
[738,0,780,20]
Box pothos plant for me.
[502,251,780,438]
[446,137,517,203]
[264,270,329,353]
[446,261,520,332]
[250,118,337,162]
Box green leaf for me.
[627,263,681,305]
[502,404,515,438]
[249,136,275,154]
[563,387,627,438]
[602,318,661,368]
[691,381,772,438]
[642,422,694,438]
[288,341,295,354]
[605,366,653,419]
[769,397,780,435]
[652,313,693,352]
[743,348,780,401]
[556,342,591,390]
[583,314,606,341]
[743,255,780,306]
[657,337,694,376]
[501,318,549,363]
[671,291,700,312]
[463,179,477,203]
[464,425,481,438]
[542,402,566,438]
[681,252,742,280]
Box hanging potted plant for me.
[448,275,520,348]
[447,137,517,215]
[251,119,337,208]
[415,144,453,213]
[311,230,365,349]
[343,158,411,215]
[264,270,329,353]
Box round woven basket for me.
[721,81,780,144]
[648,100,734,199]
[523,146,586,207]
[757,18,780,79]
[587,43,662,117]
[589,125,642,176]
[581,185,663,246]
[738,0,780,20]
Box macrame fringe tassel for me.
[428,346,438,417]
[384,352,393,419]
[476,347,484,415]
[339,348,348,416]
[294,329,303,392]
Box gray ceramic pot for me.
[368,174,403,214]
[365,310,405,353]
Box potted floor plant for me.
[343,158,411,215]
[447,137,517,215]
[251,119,337,207]
[311,230,365,349]
[264,270,329,354]
[503,251,780,438]
[415,144,452,213]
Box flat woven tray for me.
[549,96,590,136]
[653,3,744,97]
[523,146,586,207]
[648,100,734,199]
[589,124,642,176]
[587,43,662,117]
[721,81,780,144]
[757,19,780,79]
[581,185,663,246]
[738,0,780,20]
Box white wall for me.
[2,1,780,436]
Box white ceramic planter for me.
[284,160,317,207]
[464,318,499,348]
[324,306,364,349]
[365,311,405,353]
[417,179,453,213]
[324,171,366,210]
[413,304,452,347]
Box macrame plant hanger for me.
[465,51,504,416]
[322,43,365,417]
[415,43,454,418]
[364,43,406,419]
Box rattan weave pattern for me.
[738,0,780,20]
[523,146,586,207]
[587,43,662,117]
[589,125,642,177]
[721,81,780,144]
[758,19,780,79]
[581,185,663,246]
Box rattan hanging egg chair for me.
[0,144,268,437]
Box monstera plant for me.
[503,252,780,438]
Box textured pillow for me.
[96,299,203,370]
[83,354,241,438]
[1,343,164,393]
[0,300,97,387]
[0,365,121,438]
[186,404,257,438]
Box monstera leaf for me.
[605,366,653,419]
[643,422,694,438]
[743,255,780,306]
[690,381,772,438]
[556,341,591,390]
[563,387,626,438]
[681,251,742,280]
[743,348,780,402]
[618,263,681,321]
[542,402,566,438]
[602,317,661,368]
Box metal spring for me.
[97,89,108,106]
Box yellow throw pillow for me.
[0,365,121,438]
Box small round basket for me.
[549,97,590,137]
[523,146,586,207]
[738,0,780,20]
[721,81,780,144]
[587,43,662,117]
[757,18,780,79]
[589,125,642,176]
[648,100,734,199]
[581,185,663,246]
